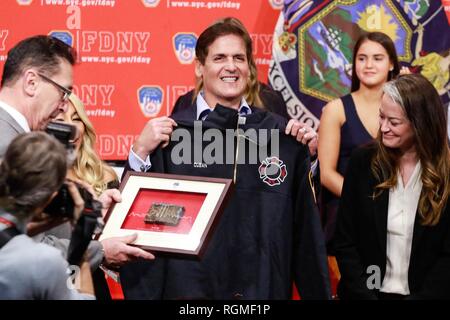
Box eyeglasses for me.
[38,73,72,102]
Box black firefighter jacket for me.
[120,105,331,300]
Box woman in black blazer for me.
[334,74,450,300]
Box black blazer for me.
[333,144,450,299]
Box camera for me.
[44,182,102,219]
[44,121,102,219]
[44,122,103,266]
[45,121,77,166]
[45,121,76,148]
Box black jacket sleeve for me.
[293,147,331,299]
[408,201,450,299]
[333,148,378,299]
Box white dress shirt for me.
[195,92,251,120]
[380,161,422,295]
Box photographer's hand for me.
[100,234,155,268]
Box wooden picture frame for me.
[99,171,232,256]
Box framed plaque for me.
[99,171,233,256]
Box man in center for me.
[121,17,330,300]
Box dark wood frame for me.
[100,171,233,256]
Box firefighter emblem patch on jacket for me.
[258,156,287,186]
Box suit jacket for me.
[333,144,450,299]
[0,106,26,157]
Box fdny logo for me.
[268,0,283,10]
[137,86,163,117]
[141,0,160,7]
[173,33,197,64]
[49,31,73,47]
[16,0,32,5]
[258,156,288,187]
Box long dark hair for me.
[371,74,450,225]
[351,32,400,92]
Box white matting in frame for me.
[99,171,232,256]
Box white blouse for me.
[380,161,422,295]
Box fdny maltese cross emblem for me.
[258,156,288,187]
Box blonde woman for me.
[54,93,154,299]
[55,93,118,195]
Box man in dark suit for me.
[121,17,330,299]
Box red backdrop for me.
[0,0,282,160]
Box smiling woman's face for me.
[354,39,392,89]
[379,93,415,153]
